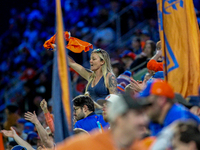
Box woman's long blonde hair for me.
[85,49,113,93]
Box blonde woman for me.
[68,49,117,101]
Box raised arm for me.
[151,50,162,61]
[24,112,54,148]
[40,99,54,133]
[1,127,35,150]
[147,50,163,75]
[151,41,162,61]
[106,73,117,94]
[68,56,92,81]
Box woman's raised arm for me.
[68,56,92,81]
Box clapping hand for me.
[129,78,146,92]
[1,127,17,138]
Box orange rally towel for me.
[43,34,56,50]
[43,31,93,53]
[147,59,163,72]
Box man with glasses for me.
[73,95,108,132]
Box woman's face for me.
[90,53,104,71]
[144,43,152,57]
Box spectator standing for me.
[68,49,117,101]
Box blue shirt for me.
[87,76,109,101]
[149,103,200,136]
[74,112,109,132]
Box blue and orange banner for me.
[157,0,200,98]
[52,0,73,142]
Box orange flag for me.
[157,0,200,97]
[43,31,93,53]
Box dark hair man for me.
[73,95,108,132]
[55,93,149,150]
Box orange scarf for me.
[43,31,93,53]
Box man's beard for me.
[77,113,85,121]
[103,114,108,122]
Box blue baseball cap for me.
[12,145,27,150]
[120,50,136,60]
[139,79,174,99]
[23,122,35,134]
[17,118,27,124]
[152,71,164,79]
[27,131,38,140]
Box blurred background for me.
[0,0,199,123]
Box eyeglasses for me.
[74,107,81,112]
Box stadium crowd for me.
[0,0,200,149]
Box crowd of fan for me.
[0,0,159,118]
[1,43,200,149]
[0,0,200,149]
[0,0,200,116]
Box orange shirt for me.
[55,130,151,150]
